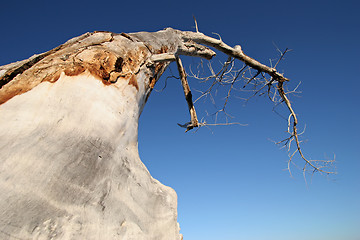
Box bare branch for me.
[178,30,289,83]
[277,81,336,175]
[175,57,199,132]
[274,48,291,69]
[173,30,335,176]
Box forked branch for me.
[144,27,335,176]
[277,82,335,175]
[170,29,335,176]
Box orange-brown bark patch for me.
[64,64,86,76]
[52,71,61,83]
[148,62,165,90]
[93,51,118,74]
[153,62,165,80]
[0,76,41,105]
[156,46,168,54]
[128,75,139,90]
[120,45,149,74]
[148,77,156,89]
[109,72,122,83]
[42,71,61,83]
[145,62,166,103]
[0,44,150,104]
[87,64,110,83]
[0,88,22,105]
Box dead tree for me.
[0,27,334,240]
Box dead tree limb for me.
[0,27,335,180]
[0,27,336,240]
[174,29,333,175]
[277,82,335,175]
[175,57,199,132]
[177,30,289,83]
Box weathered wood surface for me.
[0,29,192,240]
[0,25,316,239]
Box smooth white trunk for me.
[0,70,180,239]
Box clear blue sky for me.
[1,1,359,239]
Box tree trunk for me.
[0,29,193,240]
[1,26,316,240]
